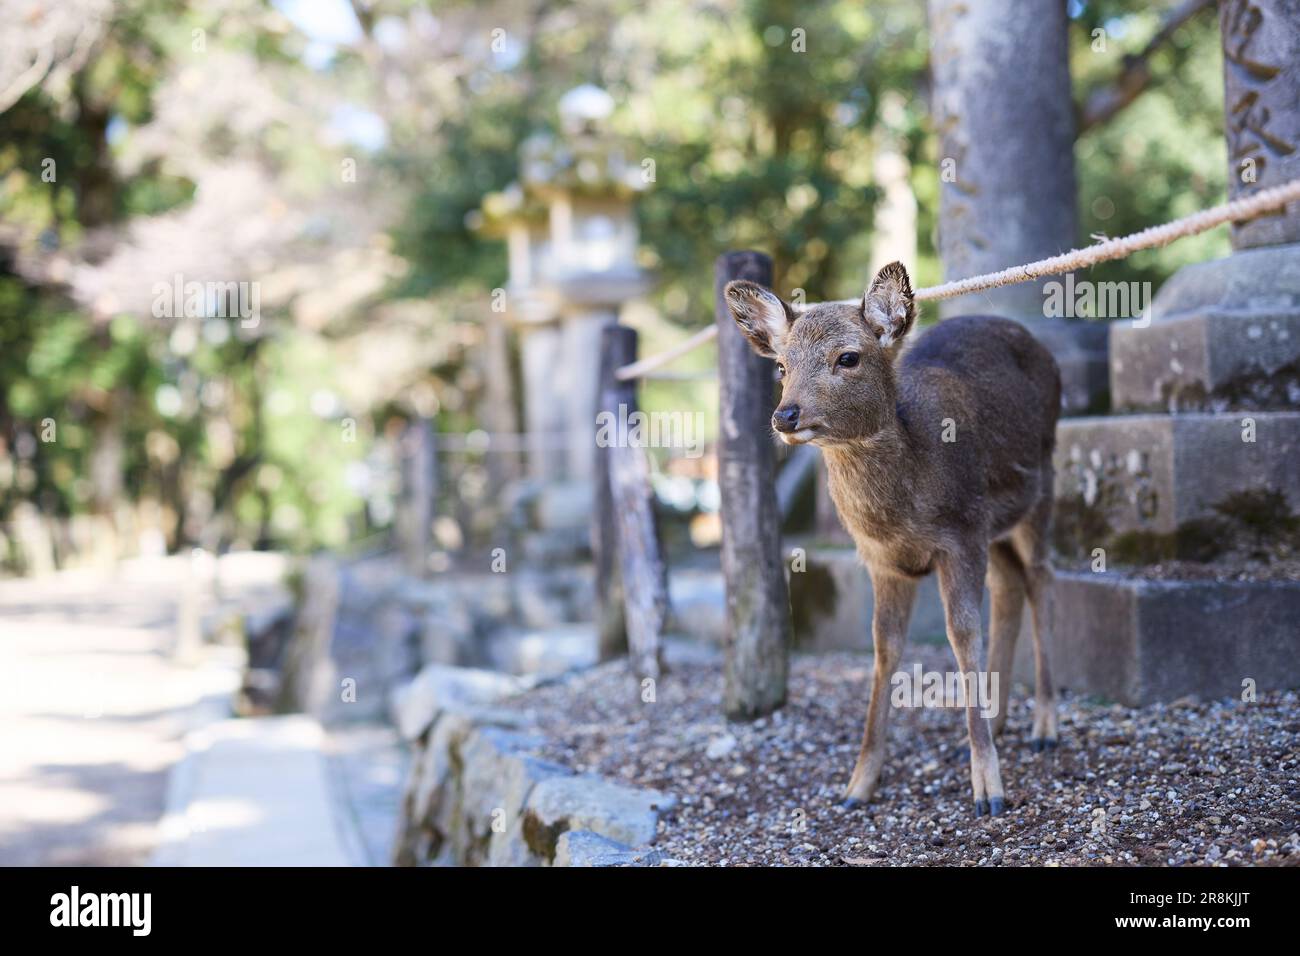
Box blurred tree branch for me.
[1077,0,1215,135]
[0,0,110,113]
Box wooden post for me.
[481,307,520,494]
[715,251,790,719]
[594,324,667,680]
[400,418,436,576]
[593,327,630,661]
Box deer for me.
[724,261,1061,817]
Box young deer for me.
[725,262,1061,817]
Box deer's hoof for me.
[840,796,865,811]
[974,798,989,817]
[988,796,1005,816]
[1030,737,1059,753]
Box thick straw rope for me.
[615,324,717,382]
[914,176,1300,303]
[615,176,1300,381]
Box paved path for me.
[0,555,286,866]
[153,715,352,866]
[325,723,408,866]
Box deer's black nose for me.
[773,404,800,433]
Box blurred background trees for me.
[0,0,1229,569]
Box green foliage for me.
[1072,1,1230,287]
[0,0,1252,562]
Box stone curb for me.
[391,664,681,867]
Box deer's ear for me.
[724,280,793,359]
[862,261,916,349]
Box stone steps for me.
[1012,570,1300,706]
[1033,241,1300,705]
[1109,244,1300,413]
[1052,411,1300,560]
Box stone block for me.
[553,830,642,867]
[1111,244,1300,411]
[551,832,681,868]
[395,706,679,866]
[1012,570,1300,706]
[522,775,676,858]
[458,726,571,866]
[394,709,548,867]
[787,546,955,651]
[393,711,474,865]
[1052,412,1300,559]
[485,624,598,677]
[389,664,530,741]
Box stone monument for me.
[1035,0,1300,704]
[476,86,651,558]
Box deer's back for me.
[898,315,1061,536]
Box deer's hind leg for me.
[1010,484,1059,750]
[986,540,1026,739]
[936,544,1004,817]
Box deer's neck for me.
[820,410,921,545]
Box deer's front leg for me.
[937,546,1005,817]
[842,570,917,807]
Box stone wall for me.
[389,664,678,867]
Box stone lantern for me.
[479,85,651,486]
[476,182,566,480]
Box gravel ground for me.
[520,647,1300,866]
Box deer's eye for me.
[836,351,860,369]
[776,363,786,379]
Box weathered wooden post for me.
[399,418,436,576]
[715,251,790,719]
[481,306,520,496]
[594,324,667,680]
[593,327,631,660]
